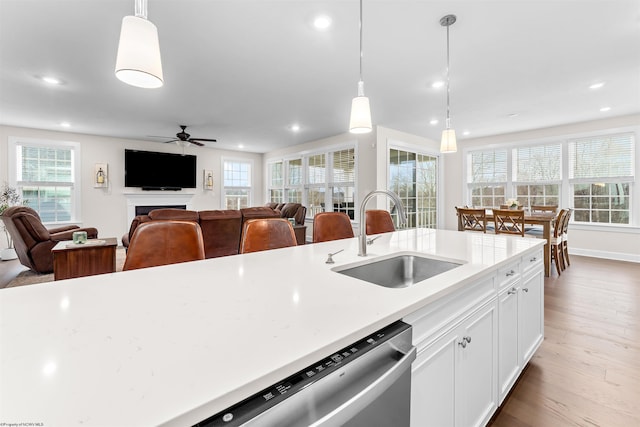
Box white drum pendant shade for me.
[349,95,372,134]
[115,15,163,89]
[440,128,457,153]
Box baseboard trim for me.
[571,248,640,263]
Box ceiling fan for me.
[152,125,217,147]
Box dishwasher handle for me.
[311,345,417,427]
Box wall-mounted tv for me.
[124,149,197,190]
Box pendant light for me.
[115,0,164,89]
[349,0,372,134]
[440,14,457,153]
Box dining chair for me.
[313,212,354,243]
[123,220,205,271]
[365,210,395,235]
[561,208,573,269]
[456,207,487,233]
[240,218,297,254]
[493,209,526,236]
[549,209,568,275]
[530,205,558,214]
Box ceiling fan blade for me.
[147,135,175,139]
[162,139,179,144]
[189,138,217,142]
[189,140,205,147]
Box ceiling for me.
[1,0,639,153]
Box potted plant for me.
[0,182,23,260]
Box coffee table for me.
[52,237,118,280]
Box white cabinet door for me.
[497,285,520,404]
[411,301,497,427]
[519,268,544,365]
[411,330,457,427]
[457,301,498,427]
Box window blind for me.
[330,148,355,185]
[568,133,635,180]
[513,144,561,182]
[468,150,508,183]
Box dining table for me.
[485,210,556,277]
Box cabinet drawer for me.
[522,249,543,274]
[497,262,520,291]
[405,276,495,348]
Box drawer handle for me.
[530,257,537,262]
[464,336,472,344]
[522,288,529,293]
[506,270,516,277]
[508,287,517,295]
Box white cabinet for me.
[411,301,498,427]
[497,252,544,403]
[407,248,544,427]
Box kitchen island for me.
[0,228,544,426]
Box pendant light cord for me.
[359,0,363,83]
[134,0,147,19]
[445,21,451,129]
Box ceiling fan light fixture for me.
[115,0,163,89]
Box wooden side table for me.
[293,225,307,245]
[52,237,118,280]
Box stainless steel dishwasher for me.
[194,321,416,427]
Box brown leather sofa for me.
[264,203,307,225]
[122,206,286,258]
[1,206,99,273]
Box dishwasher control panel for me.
[193,321,411,426]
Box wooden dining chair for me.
[561,208,573,269]
[240,218,297,254]
[492,209,526,236]
[365,210,395,235]
[548,209,568,276]
[123,220,205,271]
[312,212,354,243]
[456,207,487,233]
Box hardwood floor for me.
[1,255,639,426]
[490,256,640,427]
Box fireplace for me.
[124,193,194,226]
[135,205,186,216]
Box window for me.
[9,138,80,223]
[569,133,634,224]
[307,153,327,218]
[223,159,252,209]
[467,149,507,207]
[513,144,561,207]
[267,145,357,220]
[389,148,438,228]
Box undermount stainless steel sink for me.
[333,253,463,288]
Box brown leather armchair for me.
[1,206,98,273]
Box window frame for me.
[221,157,253,209]
[8,136,82,225]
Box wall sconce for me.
[94,163,108,188]
[204,170,214,190]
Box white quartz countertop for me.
[0,229,543,426]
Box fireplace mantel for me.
[124,192,195,225]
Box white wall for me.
[442,114,640,262]
[0,125,263,248]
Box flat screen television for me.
[124,149,197,190]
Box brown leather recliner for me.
[1,206,98,273]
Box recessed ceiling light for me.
[60,122,71,128]
[41,76,61,85]
[589,82,605,90]
[463,131,470,136]
[313,15,332,30]
[600,106,611,112]
[508,113,519,118]
[238,144,244,149]
[429,119,439,125]
[290,124,300,132]
[431,81,445,89]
